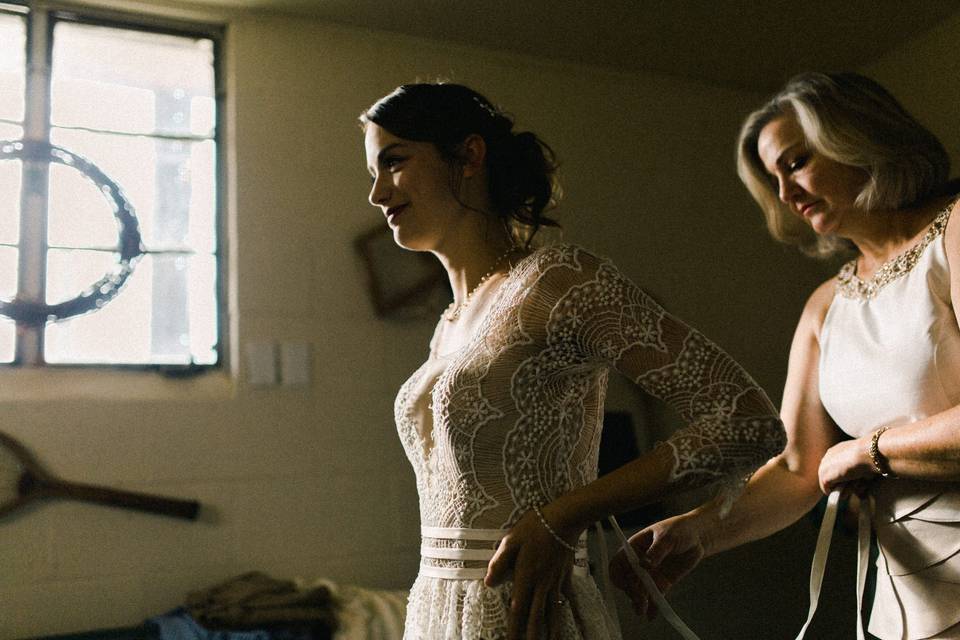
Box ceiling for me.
[184,0,960,91]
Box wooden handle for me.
[41,478,200,520]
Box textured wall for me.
[0,4,846,638]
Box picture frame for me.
[354,223,448,318]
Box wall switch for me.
[245,341,277,385]
[280,342,311,386]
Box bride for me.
[361,81,786,639]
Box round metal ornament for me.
[0,139,144,326]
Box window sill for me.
[0,366,237,402]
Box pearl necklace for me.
[443,246,516,322]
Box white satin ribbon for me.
[608,515,702,640]
[794,490,869,639]
[592,521,624,637]
[795,490,841,639]
[856,495,871,640]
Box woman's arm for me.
[611,278,843,616]
[485,251,787,638]
[819,405,960,490]
[701,279,841,550]
[537,254,790,533]
[818,198,960,491]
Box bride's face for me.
[365,123,464,252]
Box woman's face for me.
[364,123,464,252]
[757,114,866,236]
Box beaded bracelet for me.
[532,505,577,553]
[869,426,897,478]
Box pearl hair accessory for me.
[472,96,500,119]
[443,246,515,322]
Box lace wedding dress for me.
[394,245,785,639]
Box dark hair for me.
[360,83,560,243]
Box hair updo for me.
[360,83,560,243]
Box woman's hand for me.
[609,512,705,620]
[817,437,876,494]
[485,504,580,640]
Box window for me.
[0,2,222,367]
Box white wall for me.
[0,5,841,638]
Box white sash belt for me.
[421,526,504,541]
[419,525,589,580]
[419,564,497,580]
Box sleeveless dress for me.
[819,201,960,639]
[394,245,786,639]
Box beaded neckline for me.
[443,246,518,322]
[835,199,956,300]
[429,248,538,359]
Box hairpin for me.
[473,96,500,119]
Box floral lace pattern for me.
[836,200,955,300]
[395,245,785,639]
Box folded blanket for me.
[184,571,338,636]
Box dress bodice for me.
[396,245,783,532]
[820,207,960,438]
[394,244,786,639]
[818,201,960,640]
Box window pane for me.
[190,95,216,138]
[50,128,156,245]
[47,162,119,249]
[51,22,215,137]
[0,115,23,251]
[0,13,25,123]
[0,158,20,245]
[0,246,18,298]
[45,247,115,305]
[45,251,217,365]
[0,123,23,139]
[0,246,16,363]
[0,318,13,363]
[187,139,216,253]
[50,128,216,253]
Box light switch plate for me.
[245,341,277,385]
[280,341,311,386]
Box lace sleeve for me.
[542,248,786,495]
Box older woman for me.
[614,72,960,639]
[361,82,786,640]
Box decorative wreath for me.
[0,139,143,326]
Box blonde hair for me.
[737,72,950,257]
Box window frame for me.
[0,0,227,373]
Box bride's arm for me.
[486,251,786,638]
[611,278,842,617]
[545,252,788,521]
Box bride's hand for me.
[610,512,705,620]
[485,504,580,640]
